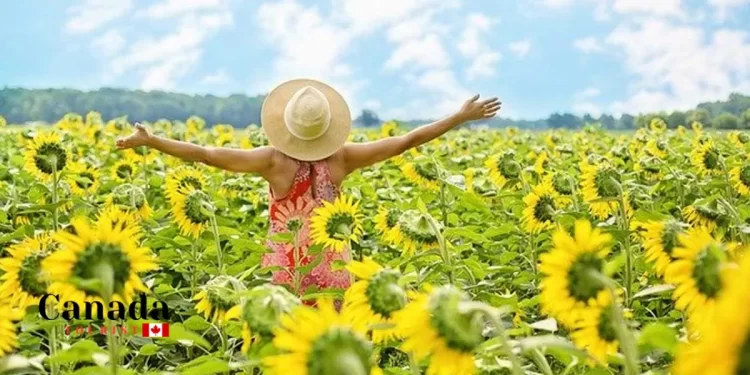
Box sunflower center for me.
[185,190,211,224]
[594,167,620,198]
[429,288,484,352]
[499,159,521,179]
[365,269,406,318]
[414,163,438,181]
[596,306,618,343]
[567,253,605,302]
[661,221,681,259]
[116,164,133,180]
[741,165,750,186]
[692,244,724,298]
[72,243,132,296]
[533,195,556,222]
[76,172,95,189]
[308,327,372,375]
[703,148,719,170]
[325,214,355,239]
[736,333,750,375]
[35,142,68,174]
[19,253,48,297]
[553,174,573,195]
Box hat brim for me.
[261,79,351,161]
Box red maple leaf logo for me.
[151,325,161,334]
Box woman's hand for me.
[116,123,151,150]
[456,94,502,122]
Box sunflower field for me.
[1,112,750,375]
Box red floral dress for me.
[262,160,352,295]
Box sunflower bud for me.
[398,210,440,254]
[242,284,300,339]
[365,269,406,318]
[428,286,484,352]
[308,327,373,375]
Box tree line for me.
[1,87,750,129]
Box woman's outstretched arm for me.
[342,94,501,173]
[116,123,275,174]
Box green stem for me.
[52,162,59,230]
[210,214,224,274]
[48,315,59,375]
[614,179,633,307]
[469,303,524,375]
[292,229,302,296]
[409,353,421,375]
[529,348,553,375]
[589,271,640,375]
[438,179,448,229]
[190,241,198,296]
[97,263,118,375]
[426,214,453,285]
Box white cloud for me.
[573,36,604,53]
[137,0,224,19]
[363,99,382,110]
[607,19,750,113]
[331,0,459,34]
[110,10,233,89]
[91,30,126,56]
[612,0,684,17]
[509,40,532,58]
[65,0,133,34]
[385,34,451,70]
[466,52,502,80]
[709,0,750,20]
[201,70,230,85]
[456,13,501,80]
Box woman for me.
[116,78,501,295]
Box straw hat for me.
[261,79,351,161]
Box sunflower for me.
[380,121,398,138]
[690,140,721,176]
[633,156,662,182]
[539,220,613,327]
[193,275,244,324]
[730,163,750,196]
[0,232,55,309]
[580,163,628,219]
[570,301,624,365]
[682,204,722,233]
[373,206,404,246]
[649,118,667,134]
[215,132,234,147]
[534,151,550,176]
[398,210,440,255]
[642,219,685,277]
[171,186,213,238]
[664,227,735,333]
[42,215,157,306]
[0,302,22,356]
[24,131,70,182]
[123,147,159,164]
[691,121,703,135]
[672,253,750,375]
[310,195,364,252]
[402,159,441,191]
[485,154,522,189]
[239,284,300,352]
[728,131,750,149]
[98,204,139,231]
[391,147,421,167]
[645,139,667,159]
[522,180,560,234]
[66,162,100,196]
[111,157,139,183]
[164,167,207,204]
[105,184,153,220]
[550,173,575,207]
[394,286,481,375]
[463,167,476,194]
[345,258,407,343]
[263,298,383,375]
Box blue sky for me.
[1,0,749,120]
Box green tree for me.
[713,112,740,129]
[666,111,686,128]
[687,108,711,126]
[742,108,750,129]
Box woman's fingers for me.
[481,97,499,106]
